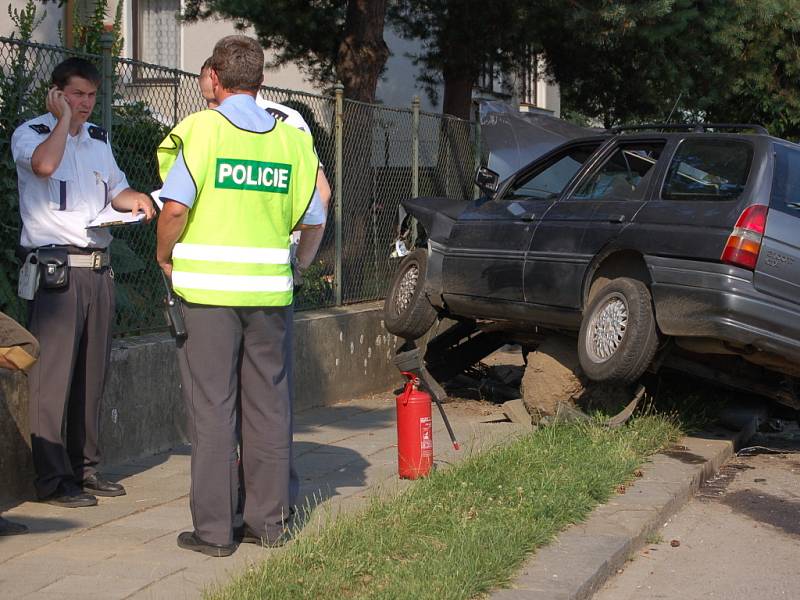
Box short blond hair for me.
[210,36,263,92]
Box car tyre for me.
[578,277,658,383]
[384,248,437,340]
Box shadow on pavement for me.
[0,515,80,539]
[294,405,395,435]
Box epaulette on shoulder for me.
[88,125,108,143]
[28,123,51,134]
[265,107,289,122]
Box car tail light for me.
[721,204,768,270]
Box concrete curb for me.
[491,418,758,600]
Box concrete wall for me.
[0,302,400,506]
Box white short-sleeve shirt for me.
[11,113,130,249]
[256,97,312,133]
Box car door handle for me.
[608,214,626,223]
[787,202,800,210]
[521,213,536,222]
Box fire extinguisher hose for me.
[419,366,460,451]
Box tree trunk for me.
[442,68,475,120]
[337,0,389,102]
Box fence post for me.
[474,113,482,199]
[334,83,344,306]
[411,96,419,198]
[99,30,114,138]
[173,72,179,126]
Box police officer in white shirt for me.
[11,57,155,508]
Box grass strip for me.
[208,415,679,600]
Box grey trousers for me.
[27,267,114,499]
[177,303,293,546]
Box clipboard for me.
[86,203,146,229]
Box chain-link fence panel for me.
[107,59,208,335]
[338,100,416,305]
[259,86,338,310]
[418,110,477,200]
[0,37,479,335]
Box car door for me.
[441,141,604,317]
[753,142,800,303]
[524,139,666,309]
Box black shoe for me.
[41,486,97,508]
[235,524,292,548]
[177,531,236,557]
[0,516,28,536]
[81,473,126,497]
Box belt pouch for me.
[18,253,39,300]
[37,247,69,289]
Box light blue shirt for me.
[160,94,324,224]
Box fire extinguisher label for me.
[420,416,433,457]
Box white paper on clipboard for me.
[86,204,146,229]
[150,188,164,210]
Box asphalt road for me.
[593,424,800,600]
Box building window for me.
[519,50,538,106]
[477,59,500,94]
[132,0,180,69]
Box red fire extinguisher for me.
[396,371,434,479]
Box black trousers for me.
[27,268,114,498]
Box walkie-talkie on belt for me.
[161,269,187,341]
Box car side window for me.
[502,144,601,201]
[770,144,800,217]
[571,142,664,202]
[661,139,753,201]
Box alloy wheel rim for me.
[586,293,628,363]
[394,263,419,315]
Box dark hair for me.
[52,57,101,89]
[211,36,263,92]
[201,56,213,73]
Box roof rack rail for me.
[610,123,769,135]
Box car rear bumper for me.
[646,255,800,363]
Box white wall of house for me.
[3,0,64,44]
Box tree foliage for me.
[542,0,800,138]
[389,0,537,119]
[182,0,389,103]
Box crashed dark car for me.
[384,124,800,403]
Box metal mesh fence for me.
[0,36,478,335]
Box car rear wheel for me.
[578,277,658,383]
[384,248,437,340]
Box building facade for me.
[3,0,559,116]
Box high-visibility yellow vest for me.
[157,108,319,306]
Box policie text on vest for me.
[216,159,292,194]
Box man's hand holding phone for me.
[46,86,71,123]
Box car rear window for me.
[771,143,800,216]
[661,139,753,201]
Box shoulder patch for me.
[265,107,290,122]
[88,125,108,143]
[28,123,51,134]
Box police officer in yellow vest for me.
[156,35,320,557]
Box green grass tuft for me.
[207,416,679,600]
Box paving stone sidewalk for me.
[0,392,524,600]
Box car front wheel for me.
[577,277,658,383]
[383,248,437,340]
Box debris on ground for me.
[501,399,534,429]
